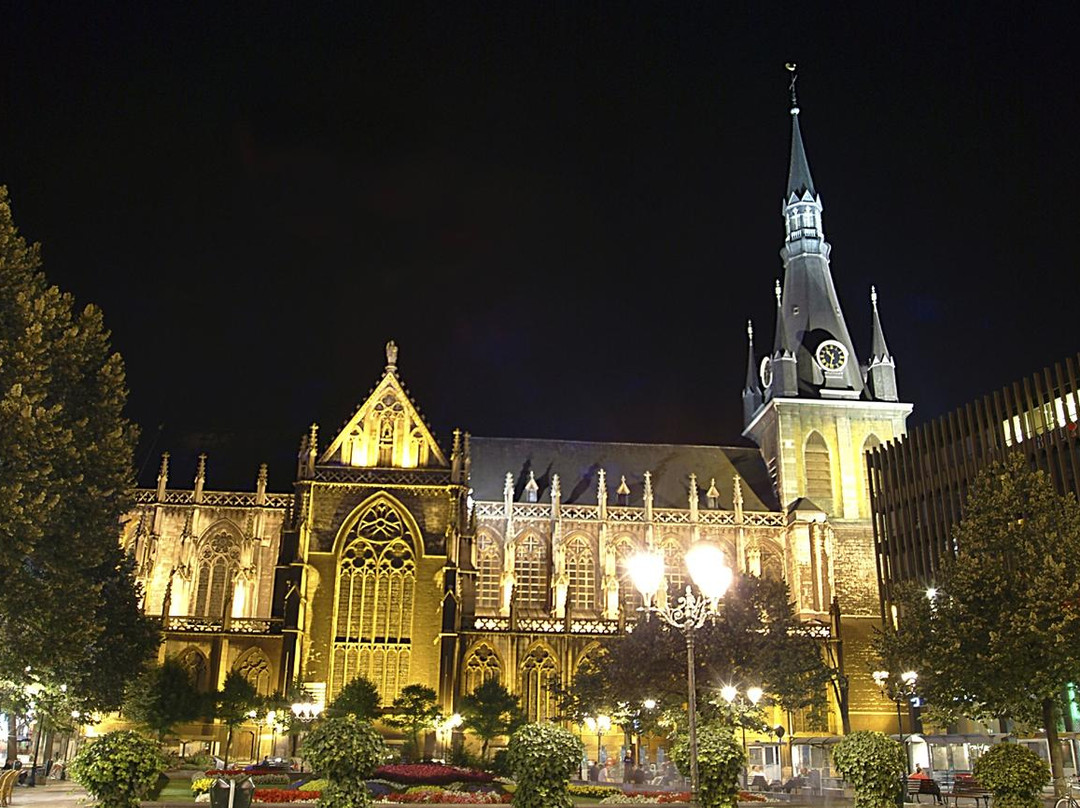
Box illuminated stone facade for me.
[124,97,913,753]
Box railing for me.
[462,615,622,635]
[472,500,780,526]
[163,615,283,635]
[134,489,292,509]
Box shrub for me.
[670,723,745,808]
[191,777,214,796]
[831,731,906,808]
[301,715,388,808]
[374,763,495,785]
[506,722,584,808]
[69,730,167,808]
[973,743,1050,808]
[568,783,621,798]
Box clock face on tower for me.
[815,340,848,372]
[759,356,773,389]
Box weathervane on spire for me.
[785,62,799,114]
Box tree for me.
[325,675,381,721]
[123,657,205,740]
[591,575,831,725]
[459,679,526,760]
[215,671,259,769]
[0,186,159,706]
[384,684,441,762]
[877,453,1080,797]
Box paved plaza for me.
[7,780,90,806]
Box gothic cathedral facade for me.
[122,96,912,751]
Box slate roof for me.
[468,437,780,512]
[786,111,817,199]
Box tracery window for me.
[661,539,687,598]
[463,644,501,694]
[331,499,417,704]
[177,647,209,691]
[520,646,558,722]
[514,533,547,612]
[760,543,785,582]
[565,536,595,611]
[475,532,502,611]
[614,538,643,616]
[233,648,272,695]
[193,527,242,618]
[805,432,833,513]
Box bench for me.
[0,769,18,806]
[943,780,990,808]
[907,776,942,803]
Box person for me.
[597,761,609,782]
[623,751,634,783]
[911,764,943,804]
[631,765,646,785]
[782,768,806,793]
[588,761,599,782]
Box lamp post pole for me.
[874,669,918,805]
[630,543,733,807]
[721,685,764,788]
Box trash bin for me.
[209,777,255,808]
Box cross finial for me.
[775,278,783,305]
[747,319,754,341]
[870,285,879,308]
[785,62,799,114]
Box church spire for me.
[742,320,762,425]
[786,64,816,201]
[867,285,899,402]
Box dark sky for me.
[2,4,1077,490]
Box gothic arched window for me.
[565,536,595,611]
[862,434,882,518]
[805,432,834,513]
[514,533,547,612]
[475,532,502,611]
[233,648,272,695]
[760,542,785,582]
[661,538,687,597]
[193,526,243,618]
[177,647,209,692]
[520,646,558,722]
[331,499,417,704]
[614,538,643,616]
[463,643,501,694]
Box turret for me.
[770,279,799,397]
[866,286,898,402]
[742,320,763,425]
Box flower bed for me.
[374,764,495,786]
[253,788,321,803]
[380,789,511,804]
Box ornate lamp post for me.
[721,685,764,786]
[583,714,612,766]
[434,713,463,761]
[873,669,918,775]
[629,542,733,805]
[290,701,323,772]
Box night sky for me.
[2,5,1077,490]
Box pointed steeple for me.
[771,279,799,397]
[867,285,899,402]
[787,120,816,200]
[742,320,762,425]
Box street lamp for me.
[630,541,733,804]
[583,714,612,766]
[290,701,323,773]
[721,685,764,787]
[434,713,463,761]
[873,670,918,767]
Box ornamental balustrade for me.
[163,615,283,635]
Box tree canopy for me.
[572,574,831,732]
[876,453,1080,795]
[385,684,441,761]
[123,657,205,740]
[215,671,260,769]
[325,675,381,721]
[459,679,525,760]
[0,186,158,709]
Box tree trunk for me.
[5,713,17,766]
[1043,698,1065,798]
[224,726,233,771]
[481,739,489,761]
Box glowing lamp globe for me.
[628,551,665,601]
[686,543,732,601]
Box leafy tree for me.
[670,722,745,808]
[506,722,584,808]
[384,684,441,762]
[326,675,381,721]
[831,731,905,808]
[69,729,166,808]
[301,715,387,808]
[459,679,526,760]
[590,575,831,726]
[876,454,1080,796]
[215,671,259,769]
[0,186,159,706]
[123,657,205,740]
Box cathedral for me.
[121,92,913,758]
